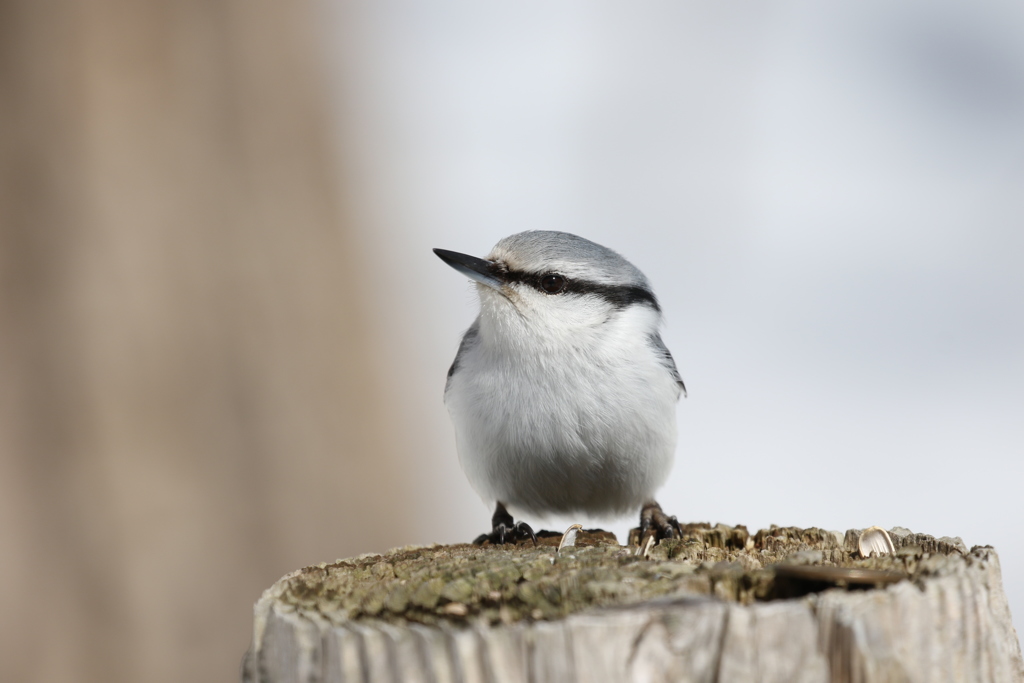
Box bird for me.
[434,231,685,545]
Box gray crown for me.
[491,231,651,289]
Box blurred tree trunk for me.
[0,2,411,682]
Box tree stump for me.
[241,525,1023,682]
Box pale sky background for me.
[321,2,1024,629]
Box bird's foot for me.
[472,522,536,546]
[628,501,682,547]
[473,502,537,545]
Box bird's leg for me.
[629,501,682,546]
[472,502,537,545]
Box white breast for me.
[445,304,679,519]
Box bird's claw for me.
[628,501,682,547]
[473,503,538,545]
[473,521,537,546]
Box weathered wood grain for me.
[242,525,1023,682]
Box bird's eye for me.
[540,273,566,294]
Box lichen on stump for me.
[243,524,1024,683]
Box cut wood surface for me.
[242,525,1023,683]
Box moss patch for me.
[276,523,968,627]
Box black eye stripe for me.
[501,269,660,311]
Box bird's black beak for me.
[433,248,505,291]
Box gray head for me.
[434,231,659,316]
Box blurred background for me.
[1,1,1021,681]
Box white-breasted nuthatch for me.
[435,231,685,544]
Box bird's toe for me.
[629,501,683,547]
[473,504,538,546]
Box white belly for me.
[445,337,679,519]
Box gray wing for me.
[445,318,480,394]
[649,332,686,399]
